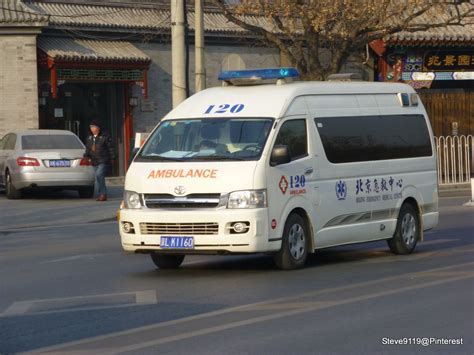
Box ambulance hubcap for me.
[401,213,416,246]
[288,223,305,260]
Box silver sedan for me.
[0,129,95,199]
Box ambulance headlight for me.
[124,190,142,209]
[227,190,267,209]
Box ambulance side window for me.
[274,119,308,161]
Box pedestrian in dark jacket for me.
[84,120,115,201]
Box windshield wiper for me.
[187,155,248,161]
[137,155,184,162]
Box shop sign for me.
[423,51,474,71]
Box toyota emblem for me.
[174,185,186,195]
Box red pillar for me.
[123,83,134,170]
[369,39,387,82]
[143,69,149,99]
[48,57,58,99]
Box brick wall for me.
[132,43,280,133]
[0,35,39,138]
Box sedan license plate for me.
[49,159,71,167]
[160,236,194,249]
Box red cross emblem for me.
[279,175,288,194]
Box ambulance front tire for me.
[387,203,419,255]
[273,213,309,270]
[150,253,185,269]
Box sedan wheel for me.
[5,172,22,199]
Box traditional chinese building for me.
[1,0,472,175]
[0,0,284,175]
[371,6,473,137]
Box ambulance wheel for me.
[388,203,419,255]
[150,253,185,269]
[6,171,22,199]
[274,213,309,270]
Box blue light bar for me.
[218,67,300,81]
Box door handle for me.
[304,167,314,175]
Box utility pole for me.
[195,0,205,92]
[171,0,187,107]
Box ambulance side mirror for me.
[270,145,291,166]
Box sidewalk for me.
[438,183,472,198]
[0,185,123,232]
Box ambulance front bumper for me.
[118,208,278,254]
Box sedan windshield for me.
[21,135,84,150]
[137,117,274,161]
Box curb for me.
[106,177,125,187]
[439,183,472,198]
[439,189,472,198]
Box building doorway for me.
[39,82,126,175]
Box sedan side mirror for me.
[270,145,291,166]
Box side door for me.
[265,118,316,245]
[312,116,375,248]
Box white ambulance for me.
[119,68,438,270]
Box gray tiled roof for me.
[16,1,474,43]
[25,1,277,34]
[37,37,151,62]
[388,25,473,44]
[387,3,473,44]
[0,0,48,24]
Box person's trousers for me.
[93,164,107,196]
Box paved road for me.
[0,190,472,354]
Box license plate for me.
[160,236,194,249]
[49,160,71,167]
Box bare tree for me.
[210,0,474,80]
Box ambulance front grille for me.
[140,222,219,235]
[143,193,221,209]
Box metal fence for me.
[435,135,473,185]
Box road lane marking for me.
[43,253,111,264]
[30,261,474,353]
[110,272,474,353]
[0,301,32,317]
[0,290,157,318]
[135,290,157,305]
[420,238,459,246]
[238,301,336,311]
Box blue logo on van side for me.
[336,180,347,200]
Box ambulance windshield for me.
[137,118,274,161]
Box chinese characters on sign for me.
[355,176,403,203]
[423,51,474,71]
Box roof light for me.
[397,93,410,107]
[218,68,299,83]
